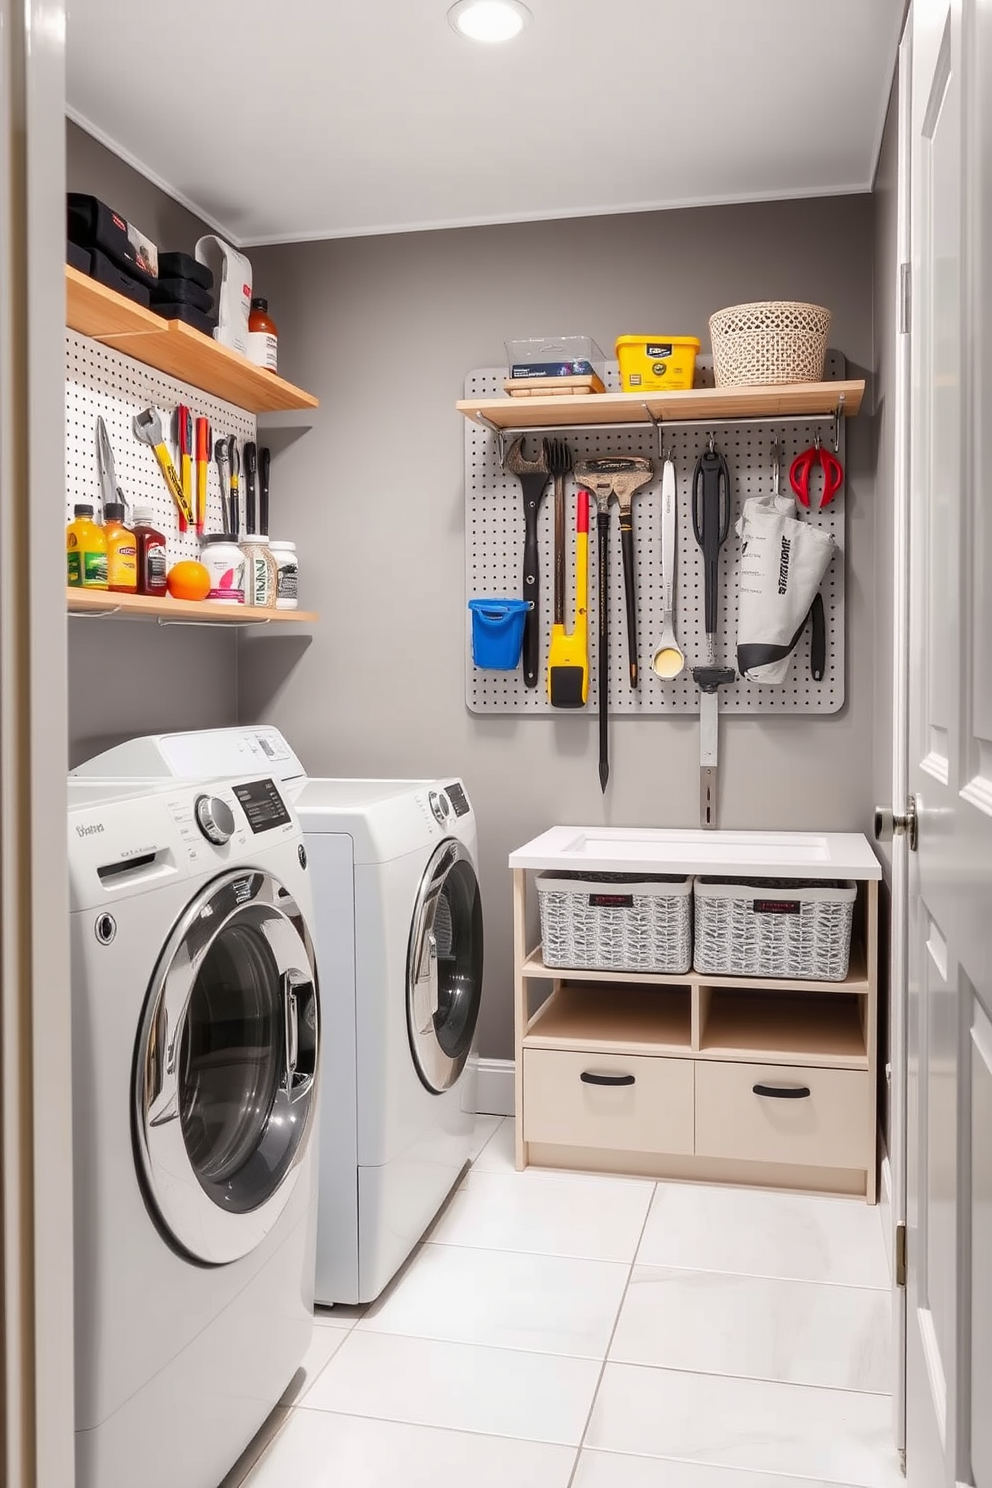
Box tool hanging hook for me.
[833,394,845,453]
[642,405,664,462]
[708,433,716,455]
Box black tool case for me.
[150,301,217,337]
[149,276,214,313]
[86,247,152,306]
[157,251,213,292]
[67,194,157,285]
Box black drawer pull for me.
[580,1071,635,1087]
[752,1082,811,1099]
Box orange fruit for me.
[166,560,212,602]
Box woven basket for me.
[537,872,692,975]
[693,877,856,981]
[709,301,831,386]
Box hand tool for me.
[547,490,589,708]
[652,453,685,678]
[574,466,613,792]
[133,407,195,528]
[692,441,732,665]
[96,416,127,522]
[572,455,654,689]
[194,417,210,534]
[809,591,826,680]
[789,435,843,510]
[243,441,257,533]
[214,437,231,534]
[691,666,736,828]
[173,404,193,532]
[503,436,550,687]
[259,447,271,537]
[542,437,573,656]
[228,437,241,538]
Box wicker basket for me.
[708,301,831,386]
[537,872,692,975]
[693,877,856,981]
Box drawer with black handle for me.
[694,1060,871,1170]
[522,1048,693,1154]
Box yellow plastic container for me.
[615,335,701,392]
[66,504,108,589]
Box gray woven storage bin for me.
[693,877,856,981]
[537,872,692,975]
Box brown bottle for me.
[131,506,168,596]
[247,297,278,372]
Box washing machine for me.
[72,729,484,1304]
[68,770,321,1488]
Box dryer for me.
[72,730,484,1305]
[68,772,321,1488]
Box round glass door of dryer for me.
[134,868,320,1265]
[407,838,483,1093]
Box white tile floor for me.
[221,1118,903,1488]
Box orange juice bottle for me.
[66,504,108,589]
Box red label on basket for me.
[589,894,634,908]
[753,900,801,914]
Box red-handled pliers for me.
[789,438,844,509]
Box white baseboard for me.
[476,1058,515,1117]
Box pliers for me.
[790,436,844,510]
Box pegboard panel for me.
[465,352,847,716]
[65,331,255,564]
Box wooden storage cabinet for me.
[510,828,882,1202]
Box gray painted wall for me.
[246,198,877,1060]
[66,122,239,766]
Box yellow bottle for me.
[66,504,108,589]
[102,502,138,593]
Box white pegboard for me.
[65,331,255,564]
[465,352,847,715]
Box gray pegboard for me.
[465,352,847,715]
[65,331,255,564]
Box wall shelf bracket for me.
[474,411,506,465]
[833,394,846,452]
[641,404,664,461]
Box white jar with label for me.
[239,535,278,608]
[199,534,245,603]
[269,540,299,610]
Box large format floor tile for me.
[358,1242,629,1359]
[304,1329,601,1445]
[469,1114,503,1162]
[279,1324,349,1405]
[637,1182,890,1288]
[585,1364,905,1488]
[610,1266,891,1392]
[571,1451,856,1487]
[240,1408,577,1487]
[431,1167,653,1262]
[468,1118,516,1174]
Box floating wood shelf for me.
[66,589,318,624]
[457,378,864,432]
[66,267,319,414]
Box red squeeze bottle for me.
[131,506,168,596]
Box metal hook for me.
[814,430,822,452]
[833,393,845,453]
[474,411,506,466]
[642,405,663,462]
[708,434,716,455]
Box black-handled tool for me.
[809,591,826,680]
[619,518,638,687]
[692,445,732,664]
[596,502,610,792]
[259,447,271,537]
[503,437,550,688]
[244,442,257,535]
[580,1071,635,1087]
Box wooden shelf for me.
[699,991,868,1069]
[66,267,319,414]
[524,984,692,1055]
[66,589,317,624]
[456,379,864,432]
[521,945,869,995]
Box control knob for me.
[428,790,450,825]
[195,794,236,845]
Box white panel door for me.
[905,0,992,1483]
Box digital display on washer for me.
[445,782,470,817]
[232,778,291,833]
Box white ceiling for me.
[66,0,904,247]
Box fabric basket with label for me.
[537,872,692,975]
[692,877,856,981]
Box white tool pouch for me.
[735,494,835,683]
[195,235,252,355]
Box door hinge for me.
[896,1221,907,1287]
[899,262,911,334]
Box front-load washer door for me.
[134,867,320,1265]
[407,839,483,1093]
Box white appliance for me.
[68,771,321,1488]
[72,729,484,1305]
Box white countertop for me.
[508,826,882,880]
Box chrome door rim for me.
[406,838,481,1093]
[135,868,319,1265]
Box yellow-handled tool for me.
[133,407,195,528]
[547,490,589,707]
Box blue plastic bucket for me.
[468,598,531,670]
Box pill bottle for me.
[239,534,277,608]
[247,298,278,372]
[131,507,168,596]
[66,505,108,589]
[200,534,246,603]
[269,540,298,610]
[102,503,138,593]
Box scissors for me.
[790,434,844,509]
[692,440,732,665]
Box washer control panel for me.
[195,794,236,845]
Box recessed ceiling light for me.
[447,0,532,43]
